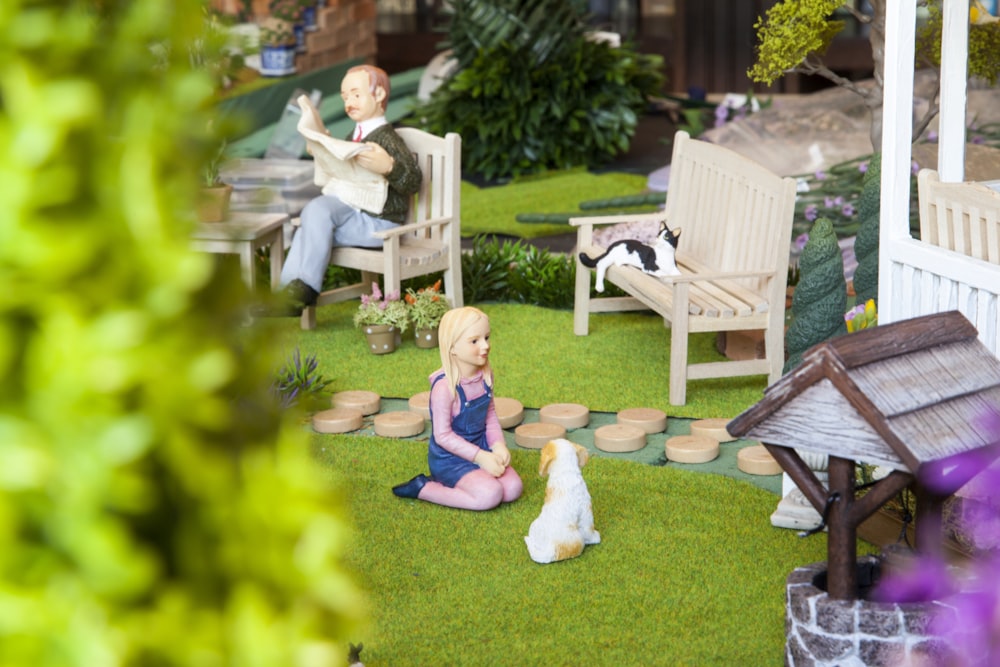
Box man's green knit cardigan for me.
[359,124,422,224]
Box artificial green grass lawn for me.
[282,302,765,420]
[268,302,873,665]
[459,169,653,239]
[317,437,864,666]
[264,167,841,665]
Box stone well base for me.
[785,557,954,666]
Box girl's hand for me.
[474,450,504,477]
[491,442,511,467]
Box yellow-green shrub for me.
[0,1,361,664]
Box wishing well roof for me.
[728,311,1000,475]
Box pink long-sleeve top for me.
[428,370,504,462]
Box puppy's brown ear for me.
[574,443,589,468]
[539,441,556,476]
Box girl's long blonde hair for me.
[437,306,493,397]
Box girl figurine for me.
[392,306,523,510]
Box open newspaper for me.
[295,94,388,214]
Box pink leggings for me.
[418,467,523,511]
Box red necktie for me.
[354,126,362,142]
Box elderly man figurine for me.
[271,64,422,315]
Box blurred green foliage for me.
[0,1,361,664]
[410,0,665,181]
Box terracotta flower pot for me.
[196,184,233,223]
[363,324,399,355]
[414,327,439,349]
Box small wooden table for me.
[191,212,288,290]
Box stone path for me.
[337,397,784,496]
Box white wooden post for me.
[938,0,969,182]
[877,0,917,323]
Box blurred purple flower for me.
[859,162,869,173]
[714,104,729,128]
[824,196,835,208]
[927,130,939,142]
[972,135,985,145]
[842,203,855,217]
[872,556,953,603]
[805,205,818,222]
[912,160,920,175]
[815,170,827,181]
[875,406,1000,662]
[931,583,1000,666]
[795,233,809,251]
[833,196,844,206]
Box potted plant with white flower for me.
[404,280,452,349]
[353,283,409,354]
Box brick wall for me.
[299,0,377,73]
[212,0,377,74]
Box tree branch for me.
[792,55,870,97]
[912,71,941,142]
[842,2,871,24]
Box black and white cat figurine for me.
[579,222,681,292]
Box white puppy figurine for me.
[524,438,601,564]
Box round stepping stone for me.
[374,411,426,438]
[514,422,566,449]
[494,397,525,429]
[408,391,431,420]
[690,418,736,442]
[332,390,380,415]
[594,423,647,453]
[665,435,720,463]
[737,444,783,475]
[312,407,364,434]
[539,403,589,429]
[617,407,668,434]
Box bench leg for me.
[669,283,689,405]
[764,317,784,385]
[574,260,592,336]
[300,305,317,330]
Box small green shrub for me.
[506,243,576,308]
[271,347,333,411]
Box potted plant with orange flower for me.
[405,280,452,349]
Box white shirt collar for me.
[356,115,388,140]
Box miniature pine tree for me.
[852,153,881,306]
[784,217,848,372]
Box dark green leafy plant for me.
[506,243,576,308]
[271,347,333,411]
[462,235,517,303]
[411,0,664,181]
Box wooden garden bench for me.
[571,131,798,405]
[918,169,1000,265]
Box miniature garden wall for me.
[212,0,377,74]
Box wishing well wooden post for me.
[729,311,1000,600]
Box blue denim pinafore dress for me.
[427,373,493,487]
